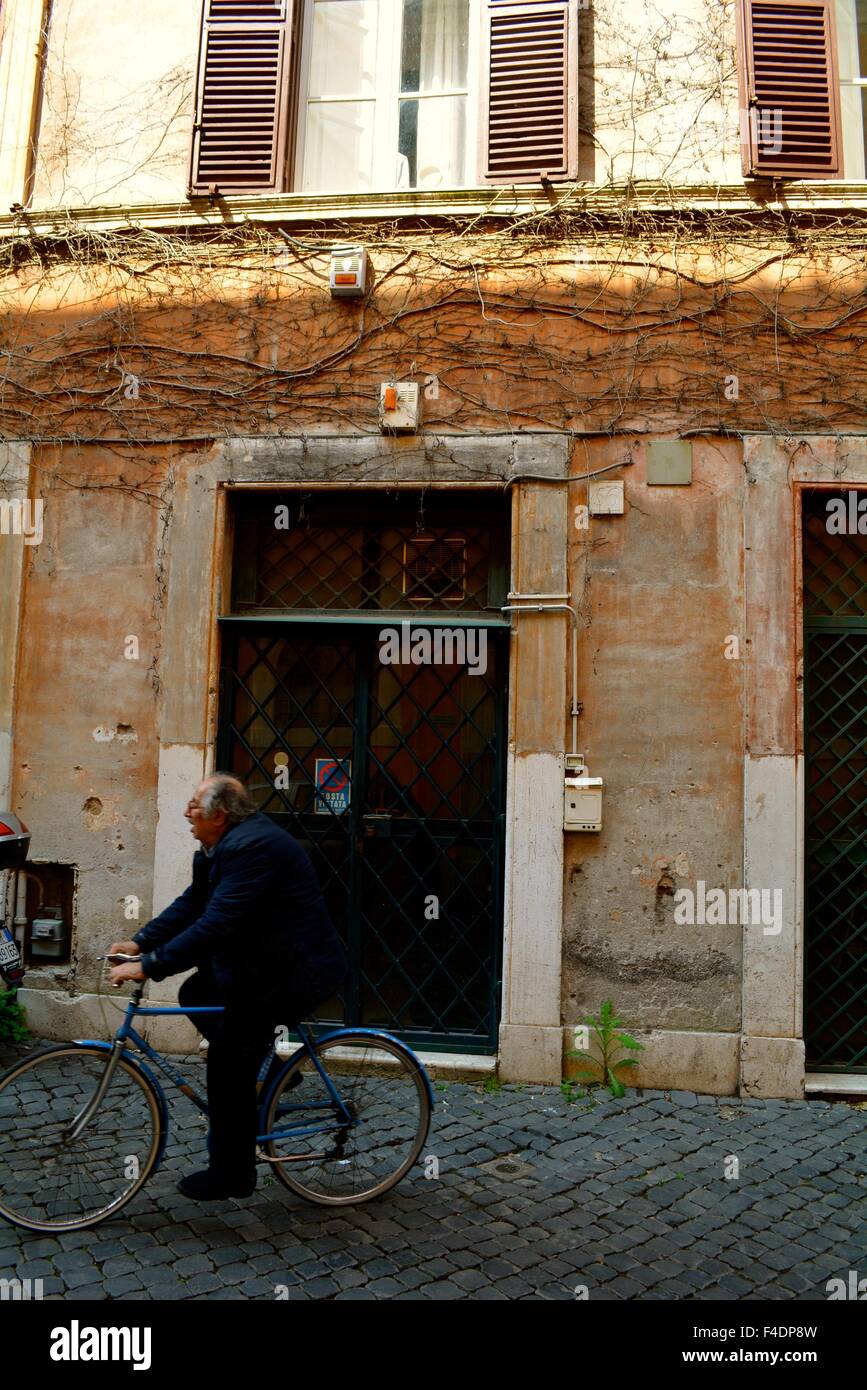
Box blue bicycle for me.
[0,972,434,1233]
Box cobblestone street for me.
[2,1044,866,1302]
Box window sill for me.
[6,180,867,237]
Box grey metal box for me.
[30,918,66,959]
[646,441,692,485]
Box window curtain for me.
[410,0,467,187]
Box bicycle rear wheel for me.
[0,1044,164,1232]
[261,1032,431,1206]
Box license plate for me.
[0,937,19,966]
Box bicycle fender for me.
[259,1028,435,1118]
[315,1027,436,1110]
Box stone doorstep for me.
[804,1073,867,1098]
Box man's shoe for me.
[177,1168,257,1200]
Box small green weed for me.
[560,1079,588,1105]
[0,989,29,1046]
[565,999,644,1099]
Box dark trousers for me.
[178,970,279,1185]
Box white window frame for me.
[837,0,867,176]
[294,0,481,193]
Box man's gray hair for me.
[199,773,257,825]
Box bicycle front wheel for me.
[262,1032,432,1206]
[0,1044,164,1233]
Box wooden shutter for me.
[480,0,579,183]
[737,0,843,178]
[189,0,299,194]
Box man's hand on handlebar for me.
[105,941,146,987]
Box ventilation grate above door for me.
[230,492,509,616]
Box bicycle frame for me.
[71,986,431,1150]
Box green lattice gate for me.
[803,489,867,1071]
[217,491,510,1052]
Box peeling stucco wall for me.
[11,446,168,993]
[29,0,197,209]
[563,436,745,1035]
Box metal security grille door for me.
[218,492,510,1051]
[803,490,867,1071]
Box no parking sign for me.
[314,757,351,814]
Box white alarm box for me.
[329,245,368,298]
[564,754,603,832]
[379,381,420,432]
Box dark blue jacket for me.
[133,812,346,1018]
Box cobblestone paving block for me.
[68,1283,114,1301]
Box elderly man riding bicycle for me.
[109,773,347,1201]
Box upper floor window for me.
[191,0,867,196]
[301,0,472,191]
[738,0,867,179]
[189,0,581,195]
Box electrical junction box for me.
[30,917,67,960]
[589,480,624,515]
[379,381,420,432]
[329,245,367,298]
[564,753,603,831]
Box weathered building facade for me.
[1,0,867,1097]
